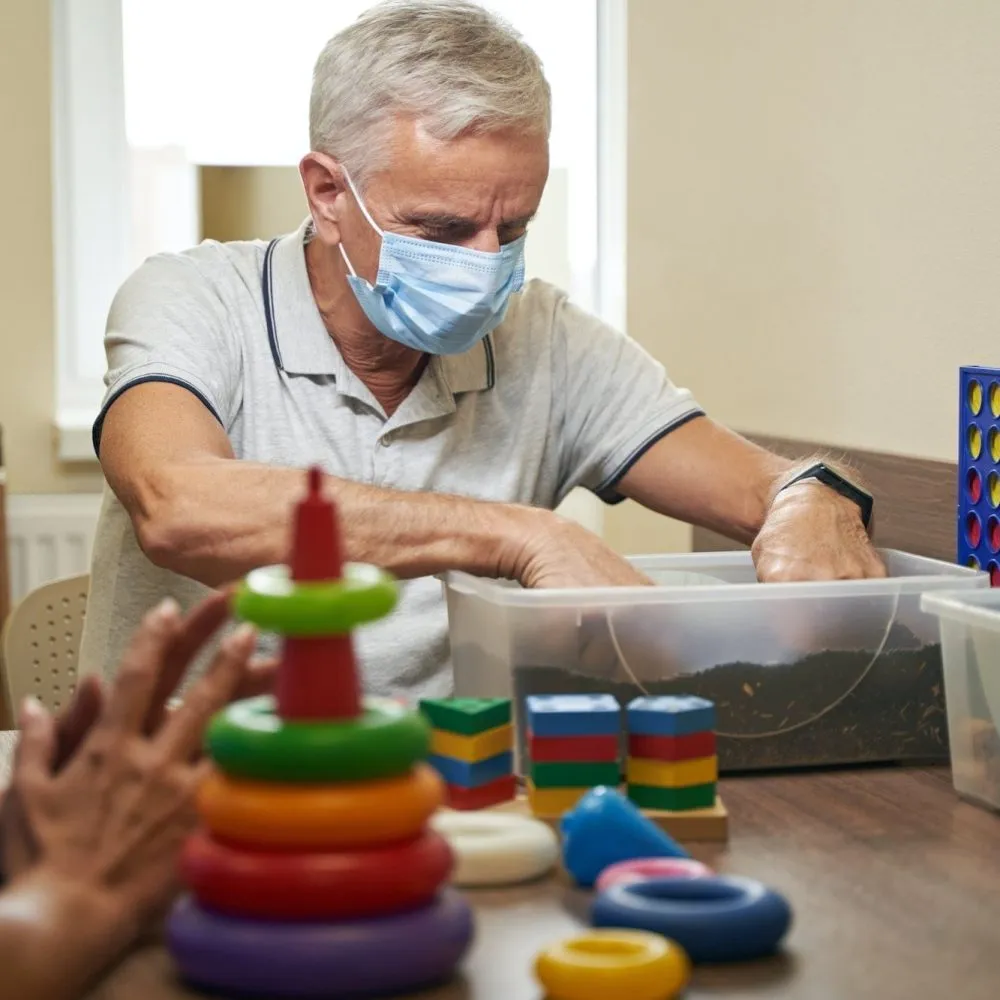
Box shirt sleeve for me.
[552,290,704,504]
[92,249,244,456]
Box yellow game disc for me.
[968,424,983,460]
[198,762,445,849]
[991,382,1000,418]
[969,380,983,415]
[535,930,690,1000]
[990,472,1000,508]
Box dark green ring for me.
[207,695,431,783]
[233,563,397,636]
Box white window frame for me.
[51,0,628,468]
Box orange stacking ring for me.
[198,763,445,849]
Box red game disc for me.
[181,827,453,921]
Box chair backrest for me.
[2,574,90,716]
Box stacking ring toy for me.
[180,827,454,920]
[168,889,474,998]
[233,562,396,636]
[595,857,713,893]
[430,812,559,887]
[535,930,690,1000]
[198,763,444,849]
[207,695,429,782]
[592,875,792,963]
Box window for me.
[52,0,626,501]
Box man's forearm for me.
[129,457,543,587]
[617,417,870,546]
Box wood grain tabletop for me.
[79,764,1000,1000]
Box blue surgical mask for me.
[338,170,526,355]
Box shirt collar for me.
[263,218,495,394]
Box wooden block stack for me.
[525,694,622,816]
[420,698,516,810]
[626,696,718,811]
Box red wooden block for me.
[628,730,716,761]
[527,731,620,763]
[445,774,518,811]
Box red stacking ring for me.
[181,827,454,921]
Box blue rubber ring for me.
[591,875,792,963]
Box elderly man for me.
[79,0,884,697]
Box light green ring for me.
[233,562,397,635]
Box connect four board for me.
[959,366,1000,585]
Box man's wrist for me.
[483,503,552,582]
[768,459,874,533]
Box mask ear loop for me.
[604,587,901,740]
[337,167,383,279]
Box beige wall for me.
[606,0,1000,556]
[0,0,103,494]
[201,166,307,243]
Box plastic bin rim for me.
[921,589,1000,629]
[442,552,985,608]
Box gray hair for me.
[309,0,551,185]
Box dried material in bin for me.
[511,625,948,771]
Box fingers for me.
[234,656,279,700]
[101,598,182,735]
[154,624,258,761]
[13,697,57,791]
[143,592,232,733]
[53,675,104,770]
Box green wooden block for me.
[529,761,622,788]
[627,782,716,811]
[418,698,512,736]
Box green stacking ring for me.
[233,563,397,636]
[207,695,431,783]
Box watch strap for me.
[779,462,874,530]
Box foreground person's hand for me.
[0,593,277,882]
[0,596,261,1000]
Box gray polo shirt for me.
[79,219,702,699]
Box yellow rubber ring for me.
[198,763,445,849]
[535,930,690,1000]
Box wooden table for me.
[74,765,999,1000]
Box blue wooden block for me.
[627,696,715,736]
[427,751,513,788]
[525,694,621,737]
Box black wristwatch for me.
[778,462,874,531]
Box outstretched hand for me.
[0,591,275,994]
[0,593,275,881]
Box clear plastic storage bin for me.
[444,550,986,772]
[921,590,1000,812]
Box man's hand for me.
[752,478,887,582]
[508,510,653,588]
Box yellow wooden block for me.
[527,781,587,816]
[430,723,513,763]
[627,755,718,788]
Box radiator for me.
[5,494,102,605]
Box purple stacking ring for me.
[167,889,474,998]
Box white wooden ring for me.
[430,812,560,888]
